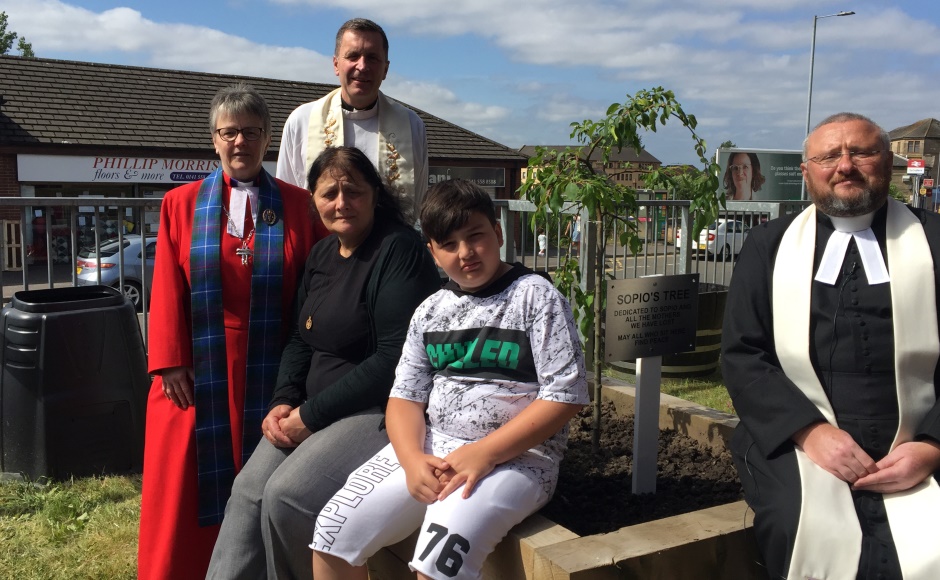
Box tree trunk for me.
[591,210,605,453]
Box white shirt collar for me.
[815,209,889,286]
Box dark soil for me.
[542,401,744,536]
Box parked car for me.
[675,219,749,259]
[76,235,156,309]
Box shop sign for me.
[17,154,275,184]
[428,167,506,188]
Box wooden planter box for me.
[368,378,765,579]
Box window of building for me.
[908,141,921,154]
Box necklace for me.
[221,205,255,266]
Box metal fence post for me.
[499,203,515,264]
[678,205,691,275]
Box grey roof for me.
[0,56,526,162]
[888,118,940,141]
[518,144,661,165]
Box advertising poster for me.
[717,148,804,201]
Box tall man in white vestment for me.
[722,112,940,580]
[276,18,428,222]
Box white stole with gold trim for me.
[774,199,940,580]
[305,88,416,199]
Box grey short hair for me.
[802,112,890,161]
[208,83,271,137]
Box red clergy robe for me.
[137,173,326,580]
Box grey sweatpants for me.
[206,408,389,580]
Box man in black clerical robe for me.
[722,112,940,580]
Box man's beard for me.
[809,180,888,217]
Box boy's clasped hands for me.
[404,442,499,503]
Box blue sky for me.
[4,0,940,165]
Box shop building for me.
[0,55,527,267]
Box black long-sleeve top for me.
[269,217,441,432]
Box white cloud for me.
[4,0,510,137]
[5,0,331,81]
[6,0,940,164]
[381,78,510,128]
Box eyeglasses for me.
[807,150,883,168]
[729,165,751,173]
[214,127,265,142]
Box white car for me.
[675,219,749,259]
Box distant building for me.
[888,118,940,198]
[518,145,661,192]
[889,118,940,161]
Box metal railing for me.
[0,196,811,350]
[495,198,811,290]
[0,197,161,344]
[495,197,810,368]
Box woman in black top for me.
[208,147,441,579]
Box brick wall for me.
[0,154,18,195]
[0,154,21,221]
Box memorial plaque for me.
[605,274,699,361]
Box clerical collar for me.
[815,208,889,286]
[228,179,259,238]
[340,98,378,112]
[829,212,874,233]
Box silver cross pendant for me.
[236,245,252,266]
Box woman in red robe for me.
[137,84,327,580]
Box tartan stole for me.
[190,168,285,526]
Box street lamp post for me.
[802,10,856,201]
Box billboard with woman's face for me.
[717,148,803,201]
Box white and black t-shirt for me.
[391,264,588,494]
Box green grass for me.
[0,474,140,579]
[661,374,736,415]
[606,365,736,415]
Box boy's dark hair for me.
[420,179,497,243]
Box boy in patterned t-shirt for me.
[311,179,588,580]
